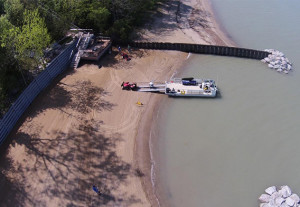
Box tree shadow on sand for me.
[135,0,181,39]
[1,118,142,206]
[68,80,114,115]
[25,79,114,121]
[135,0,212,41]
[0,154,33,207]
[0,74,142,206]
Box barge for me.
[165,78,218,97]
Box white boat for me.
[165,78,218,97]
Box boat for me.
[165,78,218,97]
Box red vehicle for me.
[121,82,130,90]
[121,82,137,90]
[130,82,137,90]
[121,52,131,61]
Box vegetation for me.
[0,0,162,117]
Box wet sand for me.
[0,0,234,206]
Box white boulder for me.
[275,197,285,206]
[281,202,290,207]
[260,203,271,207]
[286,197,295,206]
[290,194,300,204]
[259,194,271,203]
[281,186,292,198]
[266,186,277,195]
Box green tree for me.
[0,15,17,71]
[87,7,110,33]
[0,16,22,115]
[15,9,51,70]
[4,0,24,26]
[0,0,5,15]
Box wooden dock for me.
[136,82,166,93]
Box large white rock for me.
[290,194,300,204]
[259,194,271,203]
[281,202,290,207]
[265,186,277,195]
[278,189,284,197]
[260,203,271,207]
[281,186,292,198]
[275,197,285,206]
[286,197,295,206]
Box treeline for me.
[0,0,162,116]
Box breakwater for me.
[117,41,270,60]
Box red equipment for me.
[130,83,137,90]
[121,82,137,90]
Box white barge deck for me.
[165,78,217,97]
[122,78,218,97]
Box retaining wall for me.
[0,39,78,145]
[122,42,270,60]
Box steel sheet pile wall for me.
[127,42,270,59]
[0,39,78,145]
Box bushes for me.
[109,19,133,41]
[73,0,163,41]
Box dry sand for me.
[0,0,234,206]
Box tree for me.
[3,0,24,26]
[87,7,110,33]
[0,0,5,15]
[0,16,22,115]
[15,9,51,70]
[0,15,17,71]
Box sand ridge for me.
[0,0,233,206]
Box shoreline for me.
[0,0,236,206]
[135,0,236,206]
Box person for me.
[128,44,131,53]
[92,185,101,195]
[118,46,121,53]
[149,81,154,88]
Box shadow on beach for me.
[0,71,142,206]
[0,119,142,206]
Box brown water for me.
[154,1,300,206]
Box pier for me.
[71,34,112,69]
[135,82,166,93]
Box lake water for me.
[155,0,300,206]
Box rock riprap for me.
[259,186,300,207]
[261,49,293,74]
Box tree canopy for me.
[0,0,163,116]
[15,9,51,67]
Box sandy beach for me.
[0,0,234,206]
